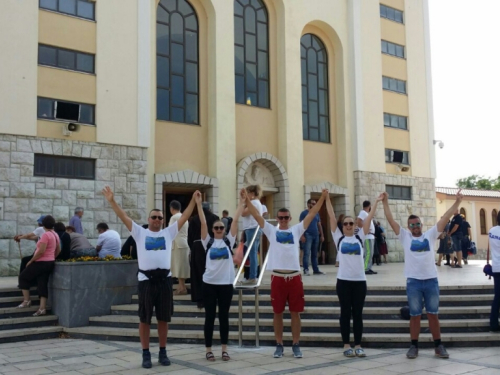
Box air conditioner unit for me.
[397,164,410,172]
[55,101,80,122]
[62,123,81,136]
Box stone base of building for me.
[354,171,437,262]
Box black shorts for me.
[138,277,173,324]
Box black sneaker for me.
[365,270,378,275]
[158,350,171,366]
[142,351,152,368]
[292,343,303,358]
[273,343,284,358]
[406,345,418,359]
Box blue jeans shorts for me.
[451,233,463,251]
[406,277,439,316]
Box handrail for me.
[233,219,277,347]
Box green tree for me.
[456,175,499,190]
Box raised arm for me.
[245,194,265,229]
[230,189,246,237]
[177,190,200,230]
[363,195,382,235]
[325,192,337,232]
[195,193,207,240]
[102,186,133,231]
[437,190,463,232]
[303,189,328,229]
[381,192,401,235]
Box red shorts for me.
[270,273,304,314]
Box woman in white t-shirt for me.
[326,195,382,358]
[197,189,246,362]
[489,211,500,332]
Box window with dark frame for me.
[383,76,406,94]
[480,209,487,234]
[37,97,95,125]
[493,209,498,228]
[156,0,199,125]
[385,149,410,165]
[234,0,270,108]
[301,34,330,143]
[384,112,407,130]
[34,154,95,180]
[38,44,95,74]
[386,185,412,200]
[380,4,404,24]
[39,0,95,21]
[381,40,405,58]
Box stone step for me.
[0,295,40,308]
[64,326,500,348]
[0,288,38,298]
[0,326,63,344]
[0,306,52,319]
[89,315,492,333]
[0,315,58,330]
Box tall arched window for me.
[234,0,269,108]
[493,209,498,227]
[156,0,199,124]
[480,209,487,234]
[301,34,330,143]
[460,207,466,220]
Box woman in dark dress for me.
[54,222,71,260]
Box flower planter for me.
[48,260,138,328]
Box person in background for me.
[448,209,463,268]
[460,215,472,265]
[54,222,71,260]
[169,200,190,295]
[66,226,96,257]
[221,210,233,235]
[376,221,389,264]
[95,223,122,259]
[300,198,325,276]
[436,219,452,266]
[15,215,47,273]
[357,201,377,275]
[262,204,269,220]
[69,207,84,235]
[488,211,500,332]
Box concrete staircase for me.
[64,284,500,348]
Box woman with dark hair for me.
[54,222,71,260]
[17,215,60,316]
[488,211,500,332]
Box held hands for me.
[193,190,202,204]
[102,186,114,203]
[239,188,247,205]
[321,189,329,199]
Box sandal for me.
[33,309,46,316]
[206,352,215,362]
[222,351,230,361]
[343,348,355,357]
[17,300,31,308]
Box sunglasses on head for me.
[150,215,163,220]
[343,222,355,227]
[213,226,225,231]
[409,223,422,228]
[277,216,290,220]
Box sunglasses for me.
[213,226,225,231]
[277,216,290,220]
[150,216,163,220]
[409,223,422,228]
[343,222,355,227]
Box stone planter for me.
[49,260,138,328]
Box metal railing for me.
[232,220,276,347]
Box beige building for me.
[436,187,500,256]
[0,0,436,274]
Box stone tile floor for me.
[1,339,500,375]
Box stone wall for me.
[353,171,437,262]
[0,134,148,276]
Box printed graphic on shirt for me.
[341,242,362,255]
[145,236,166,251]
[410,238,430,252]
[209,247,229,260]
[276,231,294,244]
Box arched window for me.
[460,207,466,220]
[480,209,486,234]
[493,209,498,227]
[156,0,199,124]
[234,0,269,108]
[301,34,330,143]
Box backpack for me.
[206,236,233,256]
[337,235,364,250]
[225,217,233,234]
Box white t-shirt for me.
[131,221,178,281]
[398,225,440,280]
[489,226,500,273]
[333,228,366,281]
[357,210,375,240]
[202,233,236,285]
[96,230,122,259]
[242,199,264,230]
[33,227,45,239]
[262,205,268,215]
[262,221,305,271]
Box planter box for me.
[49,260,138,328]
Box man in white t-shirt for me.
[102,186,199,369]
[381,190,463,360]
[356,201,377,275]
[95,223,122,259]
[245,189,329,359]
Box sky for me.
[429,0,500,188]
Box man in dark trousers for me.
[448,209,463,268]
[188,202,219,308]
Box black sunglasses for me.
[277,216,290,220]
[343,222,355,227]
[409,223,422,228]
[150,216,163,220]
[213,226,225,231]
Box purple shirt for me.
[69,215,83,234]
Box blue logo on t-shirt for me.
[410,238,430,252]
[209,247,228,260]
[276,231,294,244]
[145,236,166,251]
[341,242,361,255]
